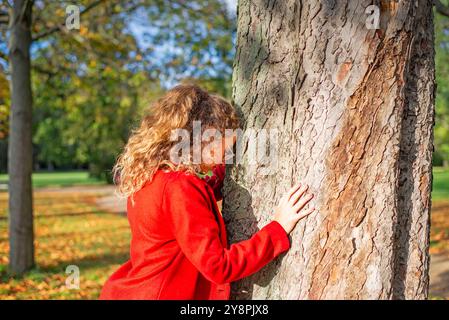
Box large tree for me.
[224,0,435,299]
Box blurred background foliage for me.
[0,0,236,181]
[436,10,449,168]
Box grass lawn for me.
[0,168,447,299]
[0,171,106,189]
[433,167,449,201]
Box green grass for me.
[433,167,449,201]
[0,171,106,188]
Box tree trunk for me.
[223,0,435,299]
[8,0,34,275]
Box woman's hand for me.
[274,183,315,234]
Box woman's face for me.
[200,134,236,173]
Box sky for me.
[127,0,237,86]
[224,0,237,13]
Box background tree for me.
[7,0,34,275]
[224,0,435,299]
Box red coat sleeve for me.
[162,173,290,285]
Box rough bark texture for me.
[223,0,435,299]
[8,0,34,275]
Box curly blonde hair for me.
[112,84,240,204]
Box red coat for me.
[99,167,290,300]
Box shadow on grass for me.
[47,252,129,273]
[0,251,129,282]
[430,258,449,299]
[433,201,449,212]
[0,210,121,221]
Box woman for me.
[99,84,315,299]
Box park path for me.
[37,184,127,215]
[430,254,449,298]
[36,184,449,299]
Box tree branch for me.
[32,0,106,42]
[435,0,449,17]
[0,5,10,25]
[33,64,56,77]
[0,50,7,62]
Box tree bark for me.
[8,0,34,275]
[224,0,435,299]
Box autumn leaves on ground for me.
[0,169,448,299]
[0,172,130,299]
[430,168,449,258]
